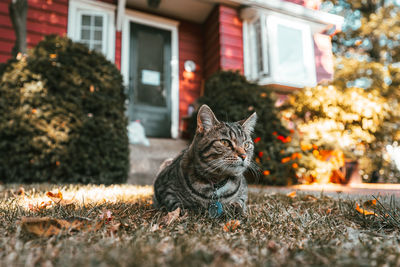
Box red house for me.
[0,0,343,138]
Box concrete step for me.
[127,138,188,185]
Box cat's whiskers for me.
[153,104,256,214]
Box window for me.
[243,13,316,88]
[68,0,115,61]
[79,13,106,53]
[249,17,269,78]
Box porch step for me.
[127,138,188,185]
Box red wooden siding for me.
[204,5,243,79]
[115,31,121,70]
[204,7,220,79]
[219,5,243,73]
[178,20,204,130]
[0,1,16,62]
[0,0,68,63]
[314,33,333,82]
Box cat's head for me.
[194,104,257,178]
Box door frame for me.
[121,10,180,138]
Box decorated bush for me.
[283,57,400,183]
[189,71,297,185]
[0,35,129,184]
[283,84,393,183]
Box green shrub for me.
[0,35,129,184]
[189,71,296,185]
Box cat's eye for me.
[244,142,251,149]
[220,139,230,147]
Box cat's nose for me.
[238,153,247,160]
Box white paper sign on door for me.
[141,70,161,86]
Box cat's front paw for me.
[228,201,247,216]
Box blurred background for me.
[1,0,400,187]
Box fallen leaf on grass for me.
[150,223,160,232]
[28,201,52,212]
[99,210,113,223]
[20,217,102,237]
[16,187,25,197]
[304,194,317,201]
[108,222,121,235]
[46,190,75,206]
[267,240,278,253]
[46,190,62,199]
[356,203,377,217]
[286,191,296,198]
[363,198,378,208]
[326,208,332,215]
[160,207,181,226]
[223,220,240,232]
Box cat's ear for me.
[197,104,219,133]
[240,112,257,134]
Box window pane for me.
[82,15,91,26]
[93,43,102,52]
[81,29,90,40]
[136,29,168,107]
[254,19,264,74]
[79,14,105,55]
[94,16,103,27]
[276,24,307,81]
[94,30,102,41]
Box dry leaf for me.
[46,190,63,199]
[326,208,332,215]
[16,187,25,197]
[150,223,160,232]
[160,208,181,226]
[28,201,52,212]
[20,217,102,237]
[363,198,378,208]
[46,190,75,206]
[108,222,121,235]
[99,210,113,223]
[223,220,240,232]
[356,203,377,216]
[304,194,317,201]
[21,217,63,237]
[267,240,278,253]
[286,191,296,198]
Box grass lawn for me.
[1,184,400,267]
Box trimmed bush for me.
[189,71,296,185]
[0,35,129,184]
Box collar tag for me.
[208,201,223,218]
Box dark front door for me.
[129,22,172,137]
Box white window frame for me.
[121,10,180,139]
[243,12,317,88]
[268,15,316,88]
[245,16,269,81]
[68,0,115,62]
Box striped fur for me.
[153,105,257,214]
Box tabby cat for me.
[153,104,257,216]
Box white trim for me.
[268,15,316,88]
[242,21,251,78]
[237,0,343,28]
[67,0,115,62]
[116,0,126,31]
[242,12,317,88]
[121,9,180,139]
